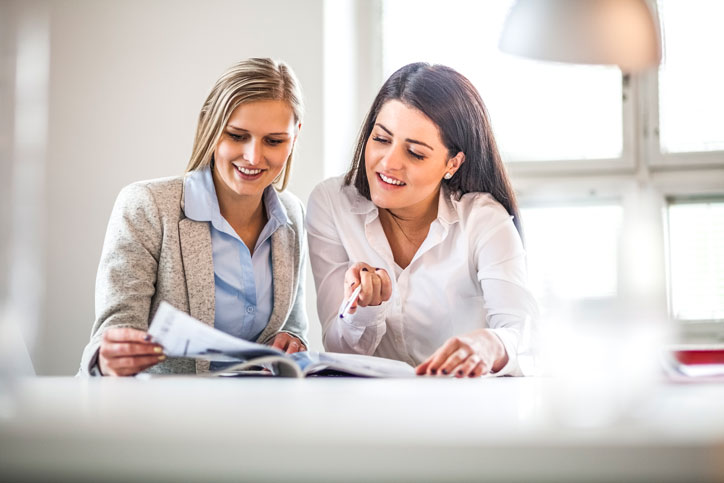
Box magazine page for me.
[292,351,416,378]
[148,302,283,362]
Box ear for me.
[293,122,302,144]
[447,151,465,175]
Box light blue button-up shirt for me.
[184,166,289,342]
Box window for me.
[522,204,623,306]
[657,0,724,154]
[667,199,724,321]
[381,0,625,164]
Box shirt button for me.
[246,306,255,314]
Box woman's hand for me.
[98,327,166,377]
[271,332,307,354]
[415,329,508,378]
[343,262,392,315]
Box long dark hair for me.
[344,62,522,235]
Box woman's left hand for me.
[415,329,508,378]
[271,332,307,354]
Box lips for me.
[377,172,406,186]
[233,164,265,179]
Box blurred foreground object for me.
[499,0,661,71]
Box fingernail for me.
[361,268,368,272]
[143,334,152,341]
[350,282,356,286]
[158,355,166,361]
[441,369,448,375]
[154,347,162,354]
[457,370,464,377]
[430,369,437,375]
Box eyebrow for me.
[374,123,434,151]
[226,125,291,136]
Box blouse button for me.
[246,306,255,314]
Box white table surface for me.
[1,376,723,482]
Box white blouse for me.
[306,176,537,376]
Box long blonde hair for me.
[185,58,303,191]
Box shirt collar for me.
[183,166,291,227]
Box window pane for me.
[658,0,724,153]
[667,201,724,321]
[382,0,623,162]
[522,205,623,304]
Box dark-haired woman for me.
[306,63,536,378]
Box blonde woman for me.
[80,58,308,376]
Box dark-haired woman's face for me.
[365,100,459,215]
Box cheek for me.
[214,140,237,163]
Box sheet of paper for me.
[147,302,282,361]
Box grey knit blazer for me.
[79,175,309,375]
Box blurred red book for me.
[663,345,724,381]
[673,348,724,365]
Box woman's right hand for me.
[343,262,392,315]
[98,327,166,376]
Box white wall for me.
[5,0,326,375]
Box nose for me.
[379,144,404,171]
[242,139,263,165]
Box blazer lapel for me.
[256,223,296,344]
[178,217,215,374]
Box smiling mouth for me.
[378,172,406,186]
[234,165,265,176]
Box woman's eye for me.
[227,132,246,142]
[266,138,284,146]
[408,150,424,160]
[372,136,389,144]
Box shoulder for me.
[277,189,305,227]
[453,192,516,241]
[116,176,183,212]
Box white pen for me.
[339,285,362,319]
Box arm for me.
[274,198,310,352]
[475,219,537,376]
[417,210,537,377]
[305,183,387,355]
[79,183,166,376]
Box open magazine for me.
[147,302,416,378]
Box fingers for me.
[271,335,288,351]
[376,268,392,302]
[271,333,306,354]
[343,263,391,311]
[103,327,155,343]
[102,354,167,377]
[415,335,492,378]
[99,328,165,377]
[422,337,461,375]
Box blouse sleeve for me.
[305,182,387,355]
[472,207,538,376]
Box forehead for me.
[227,100,295,131]
[375,100,443,146]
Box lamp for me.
[499,0,661,72]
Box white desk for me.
[1,376,723,482]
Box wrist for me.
[484,329,509,373]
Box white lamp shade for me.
[499,0,662,72]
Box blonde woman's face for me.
[212,100,298,203]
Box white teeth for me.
[379,173,405,186]
[236,165,262,175]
